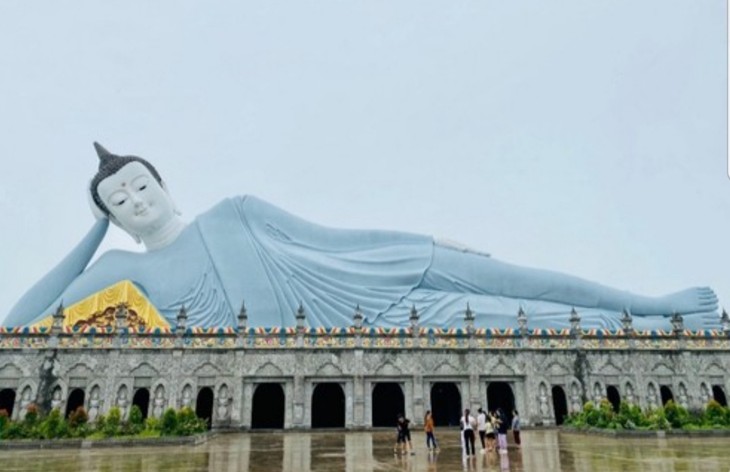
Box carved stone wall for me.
[0,339,728,429]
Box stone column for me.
[345,380,354,429]
[352,361,365,428]
[293,375,306,429]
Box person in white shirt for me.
[476,408,488,452]
[460,408,477,457]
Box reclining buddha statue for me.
[4,143,720,330]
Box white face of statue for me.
[97,162,176,237]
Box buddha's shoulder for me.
[202,195,290,218]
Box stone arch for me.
[544,361,570,376]
[596,360,622,376]
[177,379,196,409]
[623,381,636,405]
[87,384,103,421]
[315,362,343,376]
[537,381,551,419]
[660,385,674,406]
[569,380,583,413]
[677,381,689,408]
[151,382,168,418]
[374,361,402,376]
[650,362,674,376]
[490,358,516,376]
[65,362,94,378]
[215,383,232,424]
[430,382,462,427]
[251,383,285,429]
[372,382,404,427]
[592,381,604,403]
[646,381,659,409]
[254,362,283,377]
[606,385,621,412]
[196,386,214,430]
[129,362,159,377]
[50,379,69,401]
[431,361,459,377]
[486,381,515,422]
[65,387,86,419]
[16,380,37,401]
[551,385,569,425]
[311,382,345,428]
[712,385,728,406]
[193,362,222,377]
[703,362,725,376]
[0,363,23,380]
[699,382,711,405]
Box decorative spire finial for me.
[93,142,113,160]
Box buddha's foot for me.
[652,287,718,315]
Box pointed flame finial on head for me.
[93,142,115,161]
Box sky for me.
[0,0,727,324]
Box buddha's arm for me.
[3,219,109,326]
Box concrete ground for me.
[1,429,729,471]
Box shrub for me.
[39,409,68,439]
[128,405,144,430]
[94,413,106,434]
[616,402,645,429]
[160,408,178,436]
[68,406,88,428]
[24,403,39,426]
[68,406,89,437]
[0,409,8,433]
[646,407,670,430]
[2,422,24,439]
[177,407,207,436]
[664,400,691,429]
[143,416,161,433]
[104,407,122,437]
[703,399,727,427]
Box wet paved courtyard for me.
[1,429,730,471]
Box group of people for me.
[460,408,520,457]
[393,408,521,457]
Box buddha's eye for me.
[113,198,127,206]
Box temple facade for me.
[0,303,729,430]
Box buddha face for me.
[97,162,176,237]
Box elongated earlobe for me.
[161,181,182,216]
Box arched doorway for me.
[196,387,214,430]
[660,385,674,405]
[606,385,621,412]
[65,388,85,418]
[311,383,345,428]
[372,383,404,427]
[251,383,285,429]
[0,389,16,418]
[712,385,728,407]
[132,388,150,419]
[430,382,461,427]
[487,382,515,426]
[551,385,568,425]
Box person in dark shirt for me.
[395,414,414,455]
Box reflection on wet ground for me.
[1,429,730,471]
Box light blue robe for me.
[5,196,720,330]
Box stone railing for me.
[1,303,727,350]
[0,325,728,350]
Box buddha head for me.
[89,142,183,248]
